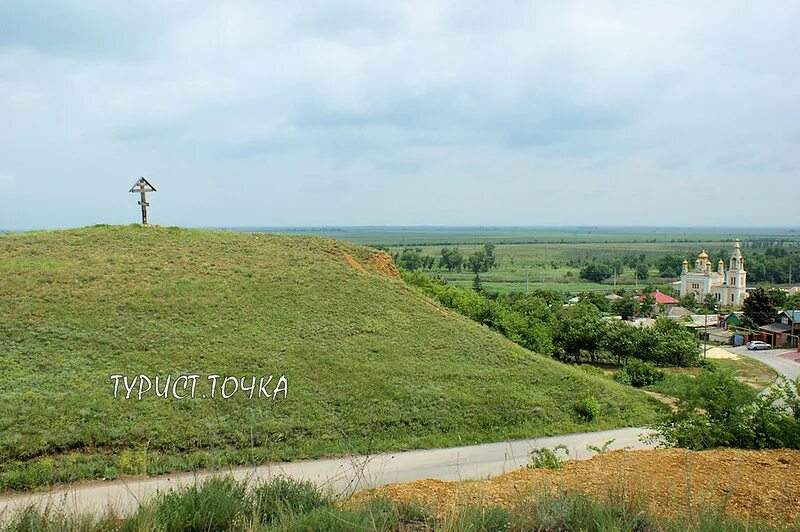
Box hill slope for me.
[0,226,661,490]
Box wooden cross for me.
[129,177,157,225]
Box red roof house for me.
[636,290,680,305]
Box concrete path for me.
[0,427,653,520]
[727,345,800,380]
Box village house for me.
[758,310,800,348]
[636,290,680,314]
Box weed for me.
[528,445,569,470]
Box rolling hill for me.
[0,226,662,490]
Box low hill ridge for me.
[0,225,660,491]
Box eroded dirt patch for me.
[365,250,400,279]
[341,251,367,273]
[351,449,800,526]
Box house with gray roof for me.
[758,310,799,348]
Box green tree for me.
[659,285,680,298]
[639,293,656,318]
[472,273,482,293]
[610,297,638,320]
[679,293,697,311]
[397,248,425,270]
[635,263,649,280]
[467,247,495,273]
[656,255,684,277]
[579,292,610,313]
[438,247,464,271]
[499,304,554,356]
[482,244,497,269]
[647,318,701,366]
[604,321,642,365]
[579,262,613,283]
[553,304,606,363]
[501,293,554,323]
[766,287,788,308]
[743,287,777,326]
[700,293,719,313]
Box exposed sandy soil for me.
[705,346,741,360]
[352,449,800,526]
[364,250,400,279]
[334,244,400,279]
[341,251,367,273]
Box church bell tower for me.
[727,239,747,306]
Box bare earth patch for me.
[705,347,741,360]
[643,390,679,412]
[364,250,400,279]
[341,251,367,273]
[351,449,800,527]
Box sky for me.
[1,1,799,230]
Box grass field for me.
[0,226,663,491]
[645,355,778,401]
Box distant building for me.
[679,240,747,307]
[636,290,680,315]
[723,311,745,329]
[667,306,692,319]
[758,310,800,348]
[636,290,679,306]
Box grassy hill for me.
[0,226,662,491]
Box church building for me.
[679,239,747,307]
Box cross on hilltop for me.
[129,177,157,225]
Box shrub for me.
[575,396,600,422]
[652,373,800,450]
[614,360,665,388]
[528,445,569,469]
[586,438,617,455]
[251,476,331,524]
[150,477,248,532]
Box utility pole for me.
[129,177,157,225]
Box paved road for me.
[0,427,654,520]
[727,345,800,380]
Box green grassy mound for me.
[0,226,661,490]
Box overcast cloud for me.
[1,1,798,230]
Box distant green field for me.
[242,226,800,246]
[251,227,799,294]
[450,280,640,294]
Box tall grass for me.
[4,476,795,532]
